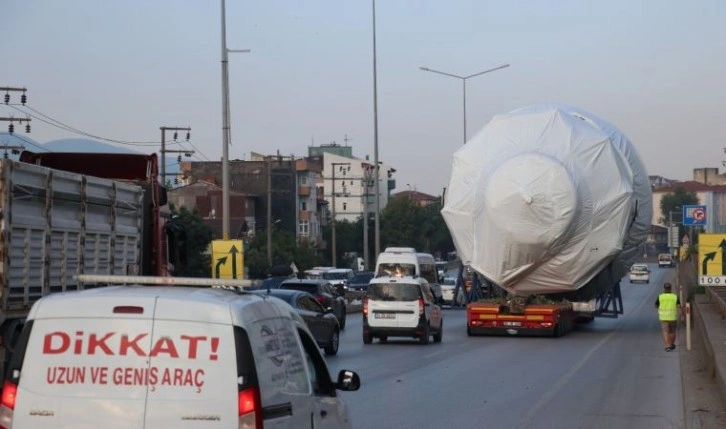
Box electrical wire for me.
[9,104,183,147]
[0,132,51,152]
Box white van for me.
[0,284,360,429]
[374,247,443,303]
[363,276,443,344]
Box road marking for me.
[516,282,656,429]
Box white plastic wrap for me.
[442,104,652,296]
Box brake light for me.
[418,298,424,314]
[238,386,262,429]
[0,381,16,409]
[0,381,17,429]
[363,297,369,316]
[315,294,326,305]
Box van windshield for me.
[368,283,420,301]
[377,263,416,277]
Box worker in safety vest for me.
[654,282,682,352]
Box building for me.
[167,180,256,240]
[391,190,439,207]
[313,144,396,223]
[652,179,726,233]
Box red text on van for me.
[42,331,220,360]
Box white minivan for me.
[0,284,360,429]
[374,247,443,304]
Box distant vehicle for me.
[363,276,443,345]
[252,289,341,355]
[440,277,465,306]
[348,271,375,292]
[247,275,290,291]
[324,268,355,294]
[374,247,444,304]
[629,263,651,284]
[658,253,674,268]
[280,279,347,329]
[303,266,335,280]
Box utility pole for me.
[221,0,251,240]
[2,86,31,136]
[362,164,374,270]
[267,156,273,267]
[0,144,25,158]
[159,126,191,185]
[331,162,351,267]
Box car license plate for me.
[502,321,521,327]
[374,313,395,319]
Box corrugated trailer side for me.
[0,158,143,379]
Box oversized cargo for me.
[442,104,652,300]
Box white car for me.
[440,277,465,306]
[2,283,360,429]
[363,276,443,344]
[629,263,651,283]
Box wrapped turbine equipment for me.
[442,104,652,299]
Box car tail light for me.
[0,381,17,429]
[418,298,424,315]
[315,294,326,305]
[363,297,369,316]
[238,385,262,429]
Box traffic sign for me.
[698,233,726,286]
[682,234,690,247]
[683,205,707,226]
[211,239,244,279]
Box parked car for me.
[1,282,360,428]
[363,276,443,345]
[252,289,341,355]
[348,271,375,292]
[247,275,290,291]
[280,279,347,329]
[629,263,651,283]
[658,253,674,268]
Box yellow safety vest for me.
[658,293,678,321]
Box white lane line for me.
[516,282,657,429]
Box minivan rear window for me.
[281,283,317,293]
[368,283,420,301]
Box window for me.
[300,201,308,211]
[420,263,437,284]
[298,219,310,236]
[300,175,308,185]
[297,329,336,396]
[298,296,324,313]
[343,202,347,211]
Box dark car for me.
[279,279,347,329]
[252,289,340,355]
[246,276,291,291]
[348,271,375,292]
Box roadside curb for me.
[692,296,726,402]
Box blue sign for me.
[683,205,707,226]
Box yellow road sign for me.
[211,240,244,279]
[698,233,726,286]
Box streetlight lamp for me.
[331,162,351,267]
[419,64,510,144]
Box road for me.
[328,265,683,429]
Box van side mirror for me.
[336,370,361,391]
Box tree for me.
[245,228,323,279]
[169,205,213,277]
[380,195,455,259]
[660,187,699,224]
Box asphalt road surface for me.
[328,265,683,429]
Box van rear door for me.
[143,296,238,428]
[11,295,157,429]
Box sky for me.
[1,0,725,195]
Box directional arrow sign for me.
[699,233,726,286]
[702,252,716,275]
[211,240,244,279]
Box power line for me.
[0,132,50,152]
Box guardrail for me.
[705,286,726,319]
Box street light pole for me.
[372,0,382,261]
[220,0,250,240]
[419,64,510,144]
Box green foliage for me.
[170,205,213,277]
[380,196,454,256]
[245,229,323,279]
[659,187,699,224]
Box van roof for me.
[27,286,280,325]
